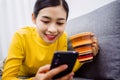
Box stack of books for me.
[70,32,93,63]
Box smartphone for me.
[50,51,78,79]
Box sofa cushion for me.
[66,0,120,79]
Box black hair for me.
[33,0,69,20]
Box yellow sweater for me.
[2,26,82,80]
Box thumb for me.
[37,64,50,73]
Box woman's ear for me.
[32,13,36,24]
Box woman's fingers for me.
[44,64,68,79]
[37,64,50,73]
[92,37,99,56]
[35,64,69,80]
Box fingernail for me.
[62,64,68,69]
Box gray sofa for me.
[66,0,120,80]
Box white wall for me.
[66,0,115,20]
[0,0,115,59]
[0,0,35,59]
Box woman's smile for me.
[45,34,57,40]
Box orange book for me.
[70,32,93,63]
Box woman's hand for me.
[33,64,74,80]
[85,32,99,56]
[91,34,99,56]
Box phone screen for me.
[50,51,78,79]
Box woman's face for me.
[32,5,67,43]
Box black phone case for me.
[50,51,78,79]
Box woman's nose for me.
[47,24,57,33]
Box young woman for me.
[2,0,98,80]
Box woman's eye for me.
[41,20,50,24]
[57,22,64,25]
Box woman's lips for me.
[46,34,57,40]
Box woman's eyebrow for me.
[57,18,66,21]
[42,16,66,21]
[42,16,51,20]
